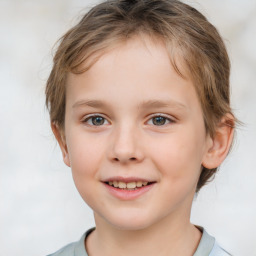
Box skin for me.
[52,36,234,256]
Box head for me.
[46,0,235,203]
[46,0,235,194]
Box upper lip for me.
[102,176,156,183]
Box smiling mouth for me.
[104,181,155,190]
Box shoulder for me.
[47,228,95,256]
[194,226,231,256]
[210,242,232,256]
[47,241,77,256]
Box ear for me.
[202,114,234,169]
[51,122,71,167]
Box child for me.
[46,0,236,255]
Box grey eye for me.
[152,116,167,126]
[83,115,108,126]
[91,116,105,126]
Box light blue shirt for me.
[47,227,231,256]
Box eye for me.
[82,115,109,126]
[147,115,174,126]
[82,114,173,127]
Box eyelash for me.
[82,114,175,127]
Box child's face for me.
[61,37,213,230]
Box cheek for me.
[66,132,106,206]
[148,128,205,180]
[66,131,104,179]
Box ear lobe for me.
[51,122,71,167]
[202,115,234,169]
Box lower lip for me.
[103,183,155,200]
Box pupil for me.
[153,116,165,125]
[92,116,104,125]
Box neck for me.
[86,210,202,256]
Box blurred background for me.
[0,0,255,255]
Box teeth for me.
[136,181,142,187]
[107,181,150,188]
[118,182,127,189]
[127,182,136,189]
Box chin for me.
[93,201,168,231]
[102,210,159,231]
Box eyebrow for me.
[72,99,187,110]
[72,100,187,109]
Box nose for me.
[108,124,144,164]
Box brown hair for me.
[46,0,236,192]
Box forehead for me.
[68,34,190,81]
[65,36,200,113]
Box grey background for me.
[0,0,255,255]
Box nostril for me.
[113,157,136,162]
